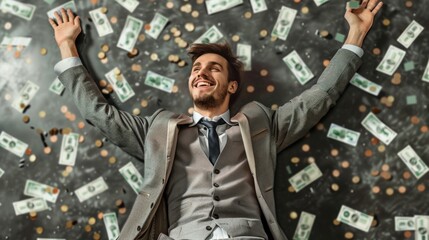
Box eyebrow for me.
[192,61,224,70]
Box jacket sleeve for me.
[273,48,362,152]
[58,65,157,162]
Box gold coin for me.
[332,169,340,178]
[404,231,413,239]
[95,139,103,148]
[114,68,121,76]
[60,204,69,212]
[266,85,275,93]
[333,219,341,226]
[369,86,377,92]
[100,149,109,157]
[372,47,381,55]
[99,79,107,87]
[352,176,360,184]
[398,185,407,194]
[132,108,141,115]
[141,100,148,107]
[163,34,171,41]
[289,211,298,219]
[93,232,101,240]
[246,85,255,93]
[118,207,127,215]
[170,27,178,33]
[4,94,12,101]
[291,157,300,164]
[35,227,44,234]
[386,95,395,103]
[372,185,380,194]
[410,116,420,125]
[101,44,109,52]
[22,115,30,124]
[43,147,52,155]
[138,34,146,42]
[382,18,390,26]
[188,107,194,115]
[97,212,104,219]
[244,11,252,19]
[385,187,394,196]
[29,154,37,162]
[405,0,413,8]
[101,58,108,64]
[50,135,58,143]
[260,69,269,77]
[25,148,32,156]
[371,169,380,176]
[62,127,72,135]
[38,111,46,118]
[127,48,139,58]
[110,16,118,24]
[166,1,174,8]
[40,48,47,55]
[259,29,268,38]
[341,160,350,168]
[196,0,204,4]
[344,231,354,239]
[4,22,12,30]
[381,163,390,172]
[65,220,74,229]
[79,135,85,143]
[316,123,324,131]
[287,185,295,192]
[322,59,330,67]
[144,23,151,31]
[84,225,92,232]
[115,199,124,207]
[301,144,310,152]
[98,51,106,59]
[65,166,73,173]
[131,64,142,72]
[108,156,117,164]
[301,6,309,14]
[100,7,108,14]
[271,104,279,110]
[330,148,339,157]
[377,145,386,153]
[331,183,339,191]
[29,211,37,218]
[178,60,187,67]
[421,125,429,133]
[185,22,195,32]
[380,171,392,181]
[319,30,330,38]
[172,85,179,93]
[402,171,411,180]
[88,217,96,225]
[191,10,199,18]
[417,183,426,192]
[231,35,240,42]
[150,53,159,61]
[78,121,85,129]
[173,30,182,37]
[178,40,188,49]
[364,149,373,157]
[180,3,192,13]
[307,156,315,164]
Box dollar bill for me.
[89,8,114,37]
[0,168,4,178]
[337,205,373,232]
[115,0,139,13]
[350,73,382,96]
[75,177,109,202]
[59,132,79,166]
[0,0,36,21]
[47,0,77,19]
[289,163,322,192]
[0,36,32,47]
[422,59,429,82]
[250,0,267,13]
[11,80,40,112]
[205,0,243,15]
[398,145,429,179]
[117,15,143,52]
[119,162,144,194]
[103,212,120,240]
[195,25,224,44]
[145,13,169,39]
[105,67,135,102]
[145,71,175,93]
[24,179,60,203]
[313,0,329,7]
[293,212,316,240]
[271,6,297,41]
[416,215,429,240]
[327,123,360,147]
[395,216,415,231]
[0,131,28,157]
[13,198,49,216]
[397,20,424,49]
[361,112,397,145]
[283,50,314,85]
[376,45,406,76]
[49,77,65,95]
[237,43,252,71]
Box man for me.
[49,0,383,239]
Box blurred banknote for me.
[89,8,114,37]
[24,179,60,203]
[117,15,143,52]
[119,162,144,194]
[293,212,316,240]
[47,0,77,19]
[395,216,415,231]
[361,112,397,145]
[103,212,120,240]
[376,45,406,76]
[205,0,243,15]
[49,77,65,95]
[195,25,223,44]
[59,132,79,166]
[13,198,48,215]
[0,36,32,47]
[145,71,175,93]
[397,145,428,179]
[271,6,297,41]
[115,0,139,12]
[337,205,373,232]
[11,80,39,112]
[237,43,252,71]
[105,67,135,102]
[145,13,169,39]
[283,50,314,85]
[0,0,36,21]
[350,73,382,96]
[327,123,360,147]
[397,20,424,49]
[0,131,28,157]
[422,60,429,82]
[313,0,329,6]
[250,0,267,13]
[415,216,429,240]
[75,177,109,202]
[0,168,4,178]
[289,163,322,192]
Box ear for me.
[228,81,238,94]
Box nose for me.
[197,66,209,78]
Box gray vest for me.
[165,125,268,239]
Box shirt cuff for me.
[341,44,364,58]
[54,57,82,75]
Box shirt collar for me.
[189,110,236,127]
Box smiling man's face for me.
[189,53,236,111]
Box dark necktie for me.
[199,118,226,165]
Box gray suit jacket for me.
[58,49,361,240]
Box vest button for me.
[206,226,212,231]
[137,225,141,231]
[214,169,220,174]
[213,214,219,219]
[213,196,220,201]
[213,183,219,187]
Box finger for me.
[48,18,57,28]
[61,8,68,22]
[74,15,80,26]
[54,11,63,24]
[361,0,369,8]
[67,8,74,22]
[371,2,383,15]
[366,0,378,10]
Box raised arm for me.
[274,0,383,151]
[49,9,153,161]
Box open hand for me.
[48,8,81,47]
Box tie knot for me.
[199,118,225,129]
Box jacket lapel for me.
[231,112,257,176]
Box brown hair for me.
[187,43,243,104]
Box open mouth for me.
[193,79,215,88]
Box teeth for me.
[196,82,212,87]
